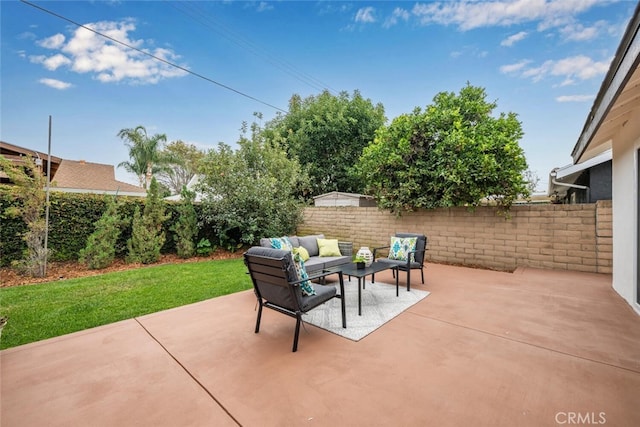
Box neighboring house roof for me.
[1,141,146,197]
[1,140,62,180]
[51,159,147,197]
[548,149,612,196]
[571,2,640,163]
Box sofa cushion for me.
[303,257,325,272]
[318,238,341,257]
[298,234,324,257]
[319,256,351,269]
[303,255,352,273]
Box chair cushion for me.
[318,238,341,257]
[389,236,417,262]
[377,257,422,269]
[299,281,336,311]
[293,246,310,262]
[298,234,324,257]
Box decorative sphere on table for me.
[357,247,373,267]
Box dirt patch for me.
[0,250,243,288]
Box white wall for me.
[612,116,640,315]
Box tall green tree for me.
[127,177,169,264]
[79,196,123,269]
[117,125,167,189]
[356,84,529,213]
[0,155,49,277]
[171,186,198,258]
[264,90,386,196]
[198,117,309,248]
[156,140,204,195]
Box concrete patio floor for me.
[1,263,639,426]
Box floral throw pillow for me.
[270,236,293,252]
[292,252,315,296]
[388,237,417,262]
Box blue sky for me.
[1,0,636,190]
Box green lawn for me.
[0,258,252,350]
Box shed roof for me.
[313,191,374,200]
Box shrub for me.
[171,188,197,258]
[79,196,123,269]
[127,178,169,264]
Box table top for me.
[328,261,395,278]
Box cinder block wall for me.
[298,200,612,273]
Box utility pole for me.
[44,115,52,276]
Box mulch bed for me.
[0,250,243,288]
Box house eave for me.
[572,2,640,163]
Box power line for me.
[20,0,287,113]
[167,1,337,95]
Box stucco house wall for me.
[611,117,640,310]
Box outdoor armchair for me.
[372,233,427,292]
[244,246,346,352]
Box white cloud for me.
[411,0,600,31]
[355,7,376,24]
[501,31,528,47]
[556,94,595,102]
[38,78,73,90]
[256,2,273,12]
[37,33,65,49]
[29,19,188,85]
[559,20,607,41]
[499,59,531,74]
[383,7,410,28]
[551,55,611,80]
[18,31,37,41]
[502,55,611,83]
[38,53,72,71]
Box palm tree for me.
[117,126,167,189]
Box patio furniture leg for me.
[255,302,263,333]
[396,268,399,297]
[407,269,411,292]
[421,268,424,284]
[338,272,346,328]
[293,313,302,352]
[358,277,363,316]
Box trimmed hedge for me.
[0,191,211,267]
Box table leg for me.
[338,272,346,328]
[358,277,362,316]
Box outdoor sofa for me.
[259,234,352,273]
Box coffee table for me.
[329,262,399,316]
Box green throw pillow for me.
[293,246,310,262]
[317,238,341,257]
[388,236,417,262]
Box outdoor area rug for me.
[303,279,430,341]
